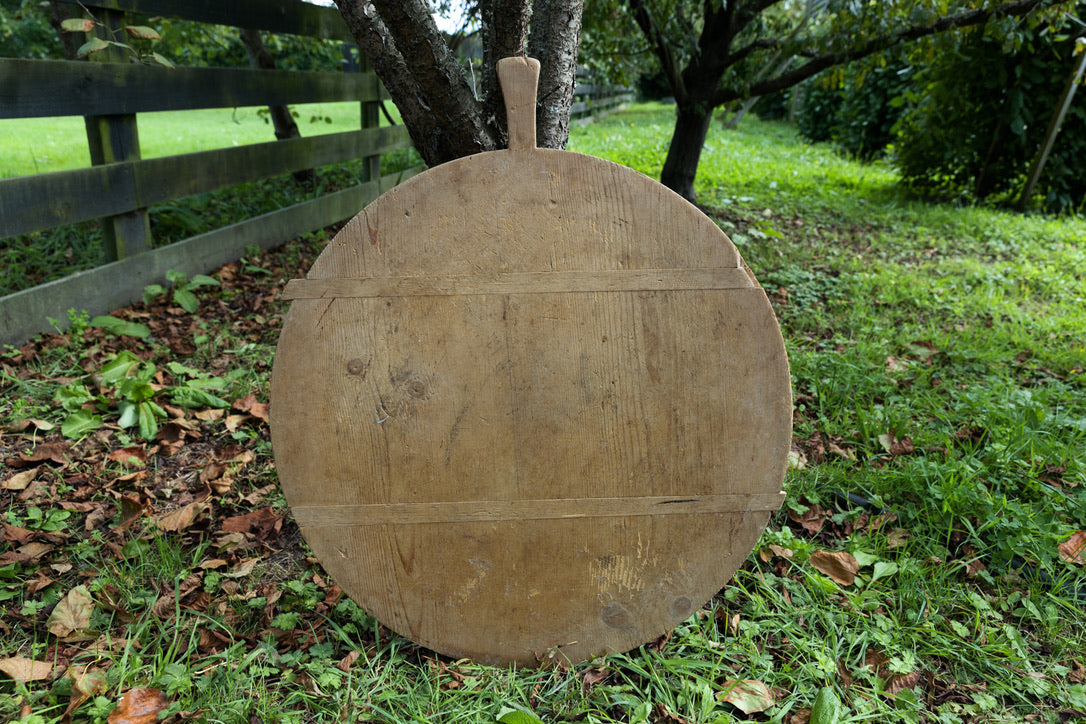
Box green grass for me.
[0,101,400,178]
[0,101,419,296]
[1,104,1085,724]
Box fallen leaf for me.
[1069,660,1085,684]
[0,656,57,682]
[224,414,248,432]
[789,504,829,535]
[810,550,859,586]
[107,446,148,466]
[156,500,209,533]
[652,704,691,724]
[7,441,71,467]
[232,394,270,423]
[1059,531,1086,565]
[108,688,169,724]
[877,434,915,456]
[337,650,363,672]
[47,585,95,638]
[64,666,109,718]
[884,671,921,695]
[582,666,609,697]
[220,507,282,539]
[2,468,38,490]
[719,679,775,714]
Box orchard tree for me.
[332,0,586,164]
[603,0,1076,199]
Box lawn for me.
[1,103,1085,724]
[0,101,393,178]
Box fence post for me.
[83,8,152,261]
[349,45,382,183]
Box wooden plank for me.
[269,58,791,667]
[55,0,354,40]
[0,168,422,346]
[0,126,412,236]
[292,493,787,527]
[0,59,383,118]
[281,268,753,300]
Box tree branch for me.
[629,0,687,103]
[712,0,1060,105]
[335,0,496,165]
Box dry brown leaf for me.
[582,666,610,697]
[719,679,775,714]
[156,500,209,533]
[789,504,829,535]
[337,650,363,672]
[232,394,270,422]
[885,671,921,695]
[107,446,148,466]
[810,550,859,586]
[0,656,57,683]
[2,468,38,491]
[47,585,95,638]
[1069,660,1085,684]
[8,441,71,467]
[1058,531,1086,565]
[107,688,169,724]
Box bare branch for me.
[712,0,1059,105]
[629,0,687,102]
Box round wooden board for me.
[270,58,791,667]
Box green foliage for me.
[0,0,62,59]
[895,14,1086,211]
[796,53,913,159]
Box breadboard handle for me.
[497,56,540,151]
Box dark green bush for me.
[894,17,1086,212]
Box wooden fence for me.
[0,1,633,347]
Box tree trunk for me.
[335,0,497,166]
[660,104,713,202]
[529,0,586,149]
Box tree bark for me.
[481,0,532,148]
[335,0,498,166]
[660,104,713,202]
[529,0,586,149]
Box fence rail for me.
[1,0,632,347]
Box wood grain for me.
[270,57,791,666]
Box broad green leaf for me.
[872,561,899,581]
[99,351,143,385]
[170,386,230,409]
[496,708,545,724]
[75,36,109,57]
[150,52,175,68]
[142,283,166,304]
[90,315,150,338]
[810,686,842,724]
[60,18,96,33]
[185,274,220,289]
[174,288,198,313]
[124,25,161,40]
[117,400,139,429]
[62,410,102,439]
[137,402,160,441]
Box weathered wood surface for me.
[55,0,353,41]
[0,127,410,237]
[270,58,792,666]
[0,168,421,347]
[0,59,383,119]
